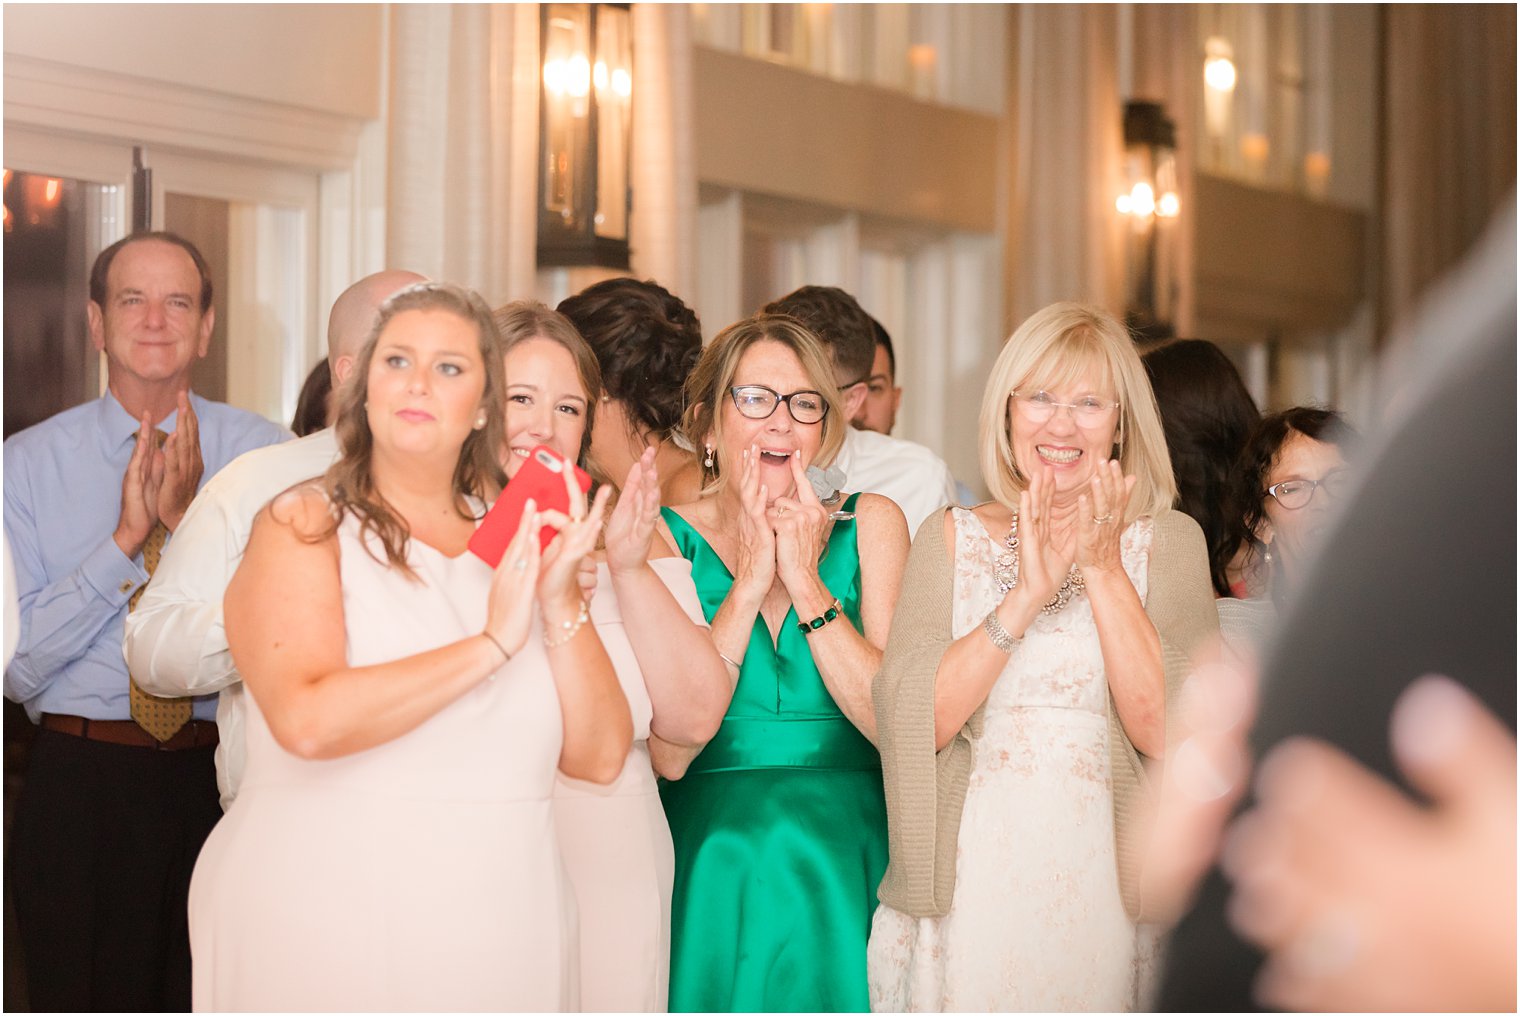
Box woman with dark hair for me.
[1142,339,1260,597]
[557,277,706,504]
[290,360,333,436]
[493,299,727,1011]
[656,312,910,1011]
[1220,406,1357,649]
[189,283,630,1010]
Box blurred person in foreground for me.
[189,284,630,1010]
[557,276,706,505]
[868,302,1217,1010]
[493,300,727,1011]
[1142,338,1260,598]
[656,313,910,1011]
[1153,200,1516,1011]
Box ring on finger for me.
[777,505,788,515]
[511,558,528,572]
[1092,513,1114,525]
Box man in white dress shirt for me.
[124,269,426,808]
[762,286,958,535]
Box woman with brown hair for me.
[493,300,727,1011]
[189,284,629,1011]
[655,312,910,1012]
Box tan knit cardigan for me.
[873,507,1218,921]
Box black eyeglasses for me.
[728,385,830,424]
[1265,471,1348,510]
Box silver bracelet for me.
[982,609,1020,653]
[718,652,742,670]
[544,599,591,650]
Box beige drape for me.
[385,3,539,305]
[630,3,698,300]
[1381,4,1517,333]
[1003,4,1126,335]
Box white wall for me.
[3,3,382,121]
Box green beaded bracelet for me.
[797,597,843,635]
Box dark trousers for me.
[8,728,222,1012]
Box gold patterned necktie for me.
[127,429,193,742]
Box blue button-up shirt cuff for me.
[80,535,150,605]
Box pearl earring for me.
[703,444,714,469]
[473,412,487,431]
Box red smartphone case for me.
[468,445,593,566]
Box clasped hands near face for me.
[726,444,835,601]
[1147,647,1516,1013]
[113,390,205,557]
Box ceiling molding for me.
[4,55,365,172]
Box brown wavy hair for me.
[681,313,845,498]
[492,300,604,472]
[319,282,507,578]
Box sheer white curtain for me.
[1004,5,1125,333]
[630,3,699,302]
[385,3,539,305]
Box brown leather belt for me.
[40,714,219,752]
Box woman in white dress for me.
[190,283,631,1011]
[491,301,728,1011]
[868,302,1218,1011]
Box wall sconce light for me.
[537,3,633,269]
[1117,100,1180,343]
[1203,37,1236,141]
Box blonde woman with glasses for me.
[868,302,1218,1011]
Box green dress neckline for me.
[661,492,862,657]
[658,492,886,1012]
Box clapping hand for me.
[158,390,205,531]
[113,412,164,558]
[483,497,543,659]
[537,462,613,610]
[1008,467,1073,614]
[770,453,830,593]
[1075,459,1136,573]
[605,447,662,577]
[732,445,776,599]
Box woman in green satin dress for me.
[650,314,910,1012]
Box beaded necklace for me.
[992,511,1086,614]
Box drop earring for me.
[703,444,714,469]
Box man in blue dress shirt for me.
[3,231,289,1011]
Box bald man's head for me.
[327,270,428,385]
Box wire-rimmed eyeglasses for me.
[729,385,829,425]
[1265,471,1348,510]
[1010,390,1120,425]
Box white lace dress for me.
[868,507,1160,1012]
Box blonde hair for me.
[978,302,1176,521]
[681,313,846,498]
